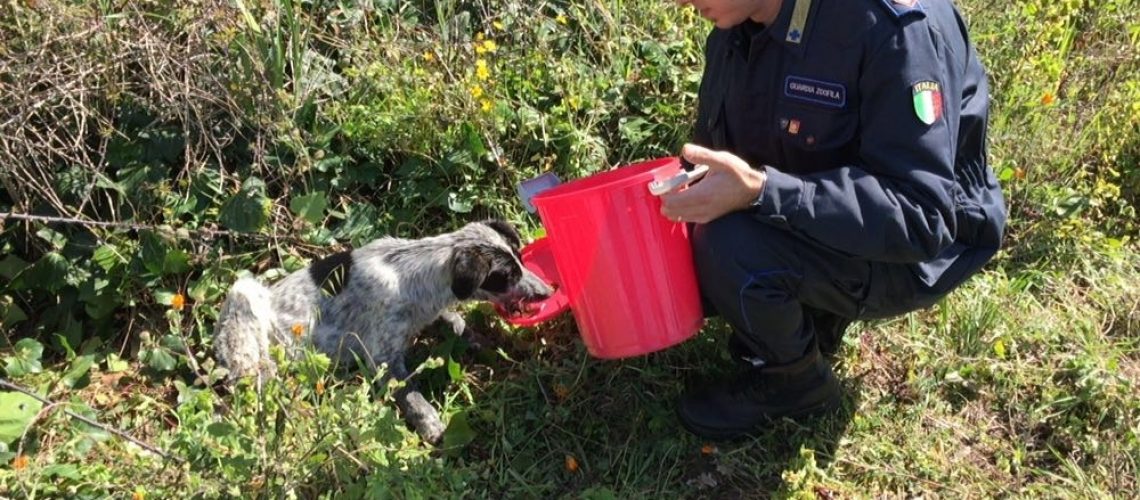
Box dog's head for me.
[449,219,554,312]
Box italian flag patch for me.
[912,81,943,125]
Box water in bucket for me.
[529,157,705,358]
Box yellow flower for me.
[291,323,305,339]
[132,490,145,500]
[1041,92,1055,105]
[556,14,568,25]
[171,293,185,311]
[481,99,493,112]
[475,40,497,54]
[493,21,504,30]
[475,32,484,42]
[470,85,484,98]
[315,380,325,396]
[564,454,579,472]
[422,50,434,62]
[476,59,490,80]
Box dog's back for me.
[211,235,458,380]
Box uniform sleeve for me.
[753,21,961,263]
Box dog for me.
[212,219,553,443]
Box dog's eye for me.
[480,269,512,293]
[481,257,523,293]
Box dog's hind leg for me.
[385,357,447,444]
[214,277,277,383]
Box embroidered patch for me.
[912,80,943,125]
[784,76,847,108]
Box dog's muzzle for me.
[496,269,554,315]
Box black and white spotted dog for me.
[212,219,552,443]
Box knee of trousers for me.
[691,213,803,312]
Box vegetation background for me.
[1,0,1137,497]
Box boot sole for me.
[677,397,841,441]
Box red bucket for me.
[531,157,704,358]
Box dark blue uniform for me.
[690,0,1006,363]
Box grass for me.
[1,0,1139,498]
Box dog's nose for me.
[521,275,555,300]
[530,282,554,300]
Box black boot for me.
[677,344,841,440]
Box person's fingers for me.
[661,182,715,219]
[661,183,703,209]
[681,143,734,172]
[680,143,714,167]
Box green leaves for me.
[618,116,654,145]
[0,295,27,325]
[4,338,44,378]
[0,254,29,280]
[140,231,191,277]
[290,191,328,224]
[207,421,238,438]
[233,0,262,34]
[447,192,475,213]
[219,177,271,233]
[91,244,127,273]
[104,353,130,373]
[440,410,477,452]
[59,355,95,390]
[22,252,69,293]
[142,346,177,373]
[0,391,43,445]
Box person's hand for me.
[660,144,767,224]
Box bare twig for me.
[0,211,309,246]
[0,377,185,464]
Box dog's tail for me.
[213,276,277,382]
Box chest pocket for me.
[774,101,859,174]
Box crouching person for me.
[663,0,1006,439]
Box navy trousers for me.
[691,213,941,364]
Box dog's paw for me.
[462,328,497,352]
[397,388,447,445]
[437,310,467,337]
[417,418,447,445]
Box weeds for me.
[1,0,1139,497]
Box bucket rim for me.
[531,156,679,206]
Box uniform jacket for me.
[694,0,1007,298]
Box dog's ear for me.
[481,219,522,251]
[450,246,491,300]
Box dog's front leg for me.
[437,309,493,351]
[438,309,467,337]
[387,358,446,445]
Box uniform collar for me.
[727,0,815,58]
